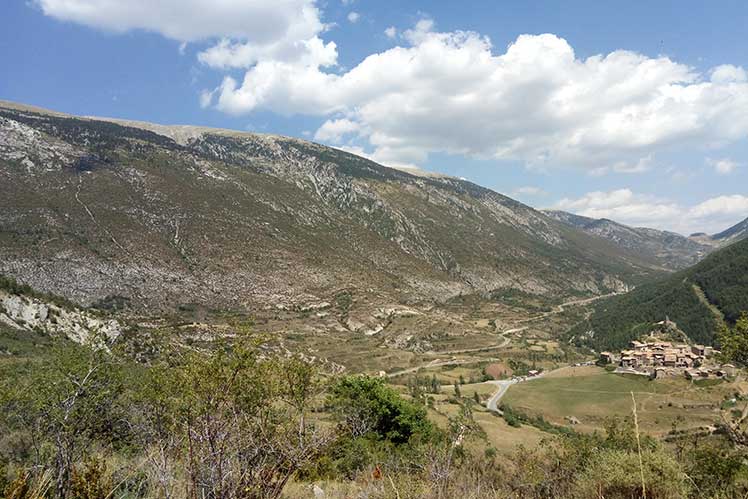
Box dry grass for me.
[503,366,735,435]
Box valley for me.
[1,100,747,498]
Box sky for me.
[1,0,747,235]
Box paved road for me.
[485,379,517,412]
[484,365,585,413]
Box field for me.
[419,382,547,454]
[503,366,741,435]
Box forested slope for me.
[572,237,748,350]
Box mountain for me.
[571,237,748,350]
[0,100,662,313]
[687,217,748,248]
[544,210,713,270]
[712,216,748,245]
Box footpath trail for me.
[512,291,622,325]
[387,291,621,379]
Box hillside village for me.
[599,318,735,380]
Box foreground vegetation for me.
[3,324,748,499]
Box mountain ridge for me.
[712,216,748,244]
[0,100,664,312]
[543,209,714,270]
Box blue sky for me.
[2,0,747,235]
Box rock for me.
[0,289,121,345]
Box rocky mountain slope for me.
[688,217,748,248]
[544,210,713,270]
[571,237,748,350]
[711,217,748,245]
[0,101,662,312]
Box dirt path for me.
[510,291,622,326]
[386,292,621,383]
[386,358,472,379]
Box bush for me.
[328,375,432,444]
[572,449,690,499]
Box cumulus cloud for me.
[36,0,323,42]
[199,89,214,109]
[554,189,748,234]
[335,145,421,172]
[38,4,748,175]
[36,0,336,76]
[347,12,360,23]
[711,65,748,84]
[202,20,748,171]
[690,195,748,218]
[313,118,359,143]
[708,157,739,175]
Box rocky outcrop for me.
[0,290,121,344]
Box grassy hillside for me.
[571,237,748,350]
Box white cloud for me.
[335,145,421,172]
[347,12,360,23]
[708,157,739,175]
[313,118,359,143]
[554,189,748,234]
[37,0,335,76]
[690,195,748,218]
[206,21,748,171]
[199,89,215,109]
[39,5,748,176]
[384,26,397,39]
[36,0,324,42]
[711,64,748,84]
[589,156,654,176]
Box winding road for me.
[385,292,621,383]
[484,364,583,413]
[485,379,517,412]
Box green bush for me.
[328,375,432,444]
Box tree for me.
[718,312,748,366]
[430,375,441,394]
[0,340,122,498]
[1,334,338,499]
[142,338,337,499]
[328,375,432,444]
